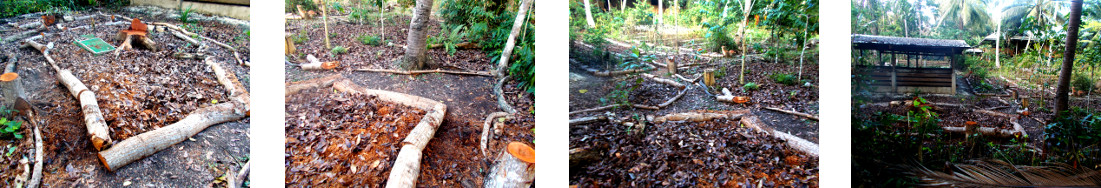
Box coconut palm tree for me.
[1055,0,1083,117]
[936,0,993,31]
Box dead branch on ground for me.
[764,107,819,120]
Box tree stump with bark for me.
[484,142,535,188]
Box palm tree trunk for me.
[398,0,435,70]
[1055,0,1083,117]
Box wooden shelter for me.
[852,34,970,94]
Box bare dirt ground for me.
[285,14,534,187]
[0,6,249,187]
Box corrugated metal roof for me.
[852,34,971,48]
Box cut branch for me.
[764,107,819,120]
[569,104,624,115]
[355,68,492,76]
[642,73,685,89]
[569,116,607,125]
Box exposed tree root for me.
[229,160,250,188]
[482,112,513,157]
[355,68,493,76]
[495,76,519,114]
[26,125,42,188]
[764,107,819,120]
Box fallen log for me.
[642,73,685,89]
[98,59,250,171]
[330,79,447,188]
[484,142,535,188]
[942,126,1023,138]
[654,112,731,123]
[569,116,607,125]
[355,68,492,76]
[20,40,112,151]
[764,107,819,120]
[285,75,343,96]
[482,112,512,157]
[428,42,481,49]
[173,52,208,60]
[740,115,819,157]
[98,101,248,171]
[2,27,46,44]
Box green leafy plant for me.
[292,30,308,44]
[179,5,194,24]
[743,82,760,91]
[0,117,22,139]
[770,73,799,85]
[358,34,382,46]
[1072,73,1093,94]
[330,46,348,55]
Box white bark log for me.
[583,0,596,27]
[482,112,512,157]
[495,0,533,77]
[331,80,446,188]
[97,101,247,171]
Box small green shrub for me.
[0,118,22,139]
[743,82,760,91]
[179,5,194,23]
[330,46,348,55]
[358,34,382,46]
[770,73,799,86]
[1073,73,1093,93]
[292,30,308,44]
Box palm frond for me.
[908,159,1101,187]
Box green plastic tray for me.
[74,38,115,55]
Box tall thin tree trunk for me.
[658,0,663,26]
[798,14,809,81]
[738,0,752,84]
[380,1,385,42]
[398,0,435,70]
[621,0,626,12]
[1055,0,1083,117]
[583,0,596,28]
[496,0,533,77]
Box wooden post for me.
[951,55,958,94]
[891,54,897,93]
[703,69,715,87]
[666,56,677,75]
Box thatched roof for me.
[852,34,971,55]
[852,34,970,48]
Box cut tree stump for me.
[115,18,158,54]
[484,142,535,188]
[20,40,112,151]
[285,32,296,55]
